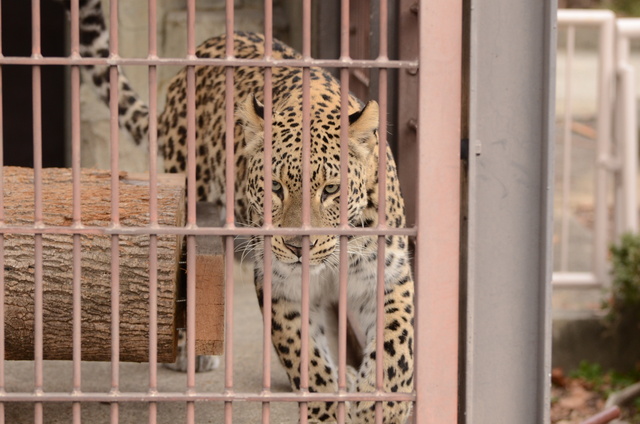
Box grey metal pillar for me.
[464,0,556,422]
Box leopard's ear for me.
[348,101,379,160]
[237,94,265,152]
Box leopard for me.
[63,1,415,422]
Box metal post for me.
[464,0,555,422]
[413,0,462,423]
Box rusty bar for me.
[147,0,159,423]
[224,2,235,423]
[262,0,274,422]
[414,0,462,422]
[109,1,120,423]
[0,56,418,69]
[31,0,44,422]
[580,406,621,424]
[186,0,197,423]
[0,225,416,237]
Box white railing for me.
[555,10,616,288]
[615,18,640,239]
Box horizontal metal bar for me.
[0,56,418,69]
[0,225,417,237]
[557,9,615,26]
[552,272,600,288]
[617,18,640,38]
[0,391,415,403]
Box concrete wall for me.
[80,0,291,172]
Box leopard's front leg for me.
[349,269,414,424]
[255,279,342,423]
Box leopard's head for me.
[239,94,380,270]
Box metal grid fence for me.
[0,0,462,423]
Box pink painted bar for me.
[224,1,236,423]
[0,225,415,237]
[147,1,159,424]
[414,0,462,423]
[31,0,44,422]
[299,1,314,420]
[185,1,197,423]
[0,390,414,403]
[0,1,4,421]
[0,56,418,69]
[337,1,351,421]
[375,2,389,423]
[69,1,83,423]
[108,1,121,423]
[262,1,274,423]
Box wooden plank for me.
[194,202,225,355]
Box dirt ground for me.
[551,369,640,423]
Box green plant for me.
[610,0,640,17]
[607,233,640,324]
[570,360,606,390]
[569,361,640,397]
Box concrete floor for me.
[4,261,299,424]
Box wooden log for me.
[2,167,184,362]
[194,202,225,356]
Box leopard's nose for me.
[284,242,302,258]
[284,239,317,258]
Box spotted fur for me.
[65,1,414,422]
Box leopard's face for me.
[239,96,379,270]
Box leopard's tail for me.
[60,0,150,146]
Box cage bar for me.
[30,0,45,422]
[414,0,462,422]
[261,1,274,423]
[0,0,4,422]
[70,1,83,423]
[147,2,160,423]
[224,2,235,423]
[108,1,121,423]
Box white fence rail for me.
[554,10,640,288]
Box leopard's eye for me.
[321,184,340,202]
[324,184,340,195]
[271,180,284,200]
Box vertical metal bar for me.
[70,1,83,423]
[337,0,350,422]
[414,0,461,422]
[109,1,120,423]
[0,1,4,421]
[594,16,614,286]
[148,1,159,423]
[617,39,638,234]
[560,26,575,272]
[185,1,197,424]
[262,0,273,423]
[224,2,235,423]
[375,2,388,422]
[301,3,312,423]
[31,1,44,422]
